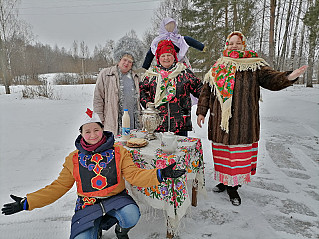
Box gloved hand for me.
[2,195,28,215]
[159,162,186,181]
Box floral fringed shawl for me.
[204,31,269,133]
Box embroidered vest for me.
[73,147,122,197]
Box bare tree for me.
[259,0,267,53]
[269,0,276,67]
[0,0,33,93]
[304,0,319,87]
[290,0,304,69]
[126,29,138,39]
[151,0,187,30]
[93,40,115,70]
[72,40,78,58]
[278,0,293,70]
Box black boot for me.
[97,228,102,239]
[115,224,131,239]
[212,183,226,193]
[226,186,241,206]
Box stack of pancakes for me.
[126,138,148,148]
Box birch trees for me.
[151,0,318,85]
[0,0,32,94]
[303,0,319,87]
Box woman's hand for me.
[197,114,205,128]
[288,65,308,81]
[2,195,28,215]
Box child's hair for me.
[79,122,104,133]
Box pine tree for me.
[180,0,256,77]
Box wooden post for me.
[192,179,198,207]
[166,230,174,239]
[166,220,174,238]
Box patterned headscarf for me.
[155,40,178,65]
[224,31,247,50]
[204,31,268,133]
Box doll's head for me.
[165,21,176,32]
[159,17,178,34]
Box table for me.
[115,130,206,238]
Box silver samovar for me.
[142,103,162,140]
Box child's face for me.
[227,35,243,51]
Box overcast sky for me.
[19,0,161,52]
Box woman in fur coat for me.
[196,31,307,206]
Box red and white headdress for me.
[155,40,178,65]
[80,108,102,127]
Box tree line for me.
[1,0,318,94]
[152,0,319,86]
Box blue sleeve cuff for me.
[157,169,163,183]
[23,197,28,210]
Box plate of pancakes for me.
[126,138,149,148]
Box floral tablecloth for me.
[115,130,206,232]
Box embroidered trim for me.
[73,146,122,197]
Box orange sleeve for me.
[26,151,76,210]
[116,145,161,187]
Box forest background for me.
[1,0,319,95]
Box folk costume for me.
[2,109,186,239]
[142,17,205,70]
[140,40,203,134]
[25,109,160,238]
[196,31,297,187]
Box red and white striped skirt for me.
[212,142,258,186]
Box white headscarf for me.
[150,17,189,61]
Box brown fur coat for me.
[196,66,296,145]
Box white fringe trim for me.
[142,63,187,108]
[204,57,269,133]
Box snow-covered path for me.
[0,84,318,238]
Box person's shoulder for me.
[64,149,79,164]
[66,149,78,157]
[99,65,118,76]
[113,144,129,155]
[176,62,188,71]
[131,69,140,78]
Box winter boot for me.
[212,183,226,193]
[226,186,241,206]
[115,224,132,239]
[97,228,102,239]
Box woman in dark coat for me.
[196,31,307,206]
[140,40,203,136]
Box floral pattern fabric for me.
[140,63,203,133]
[153,64,177,106]
[211,49,259,103]
[115,130,206,230]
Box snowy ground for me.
[0,83,318,239]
